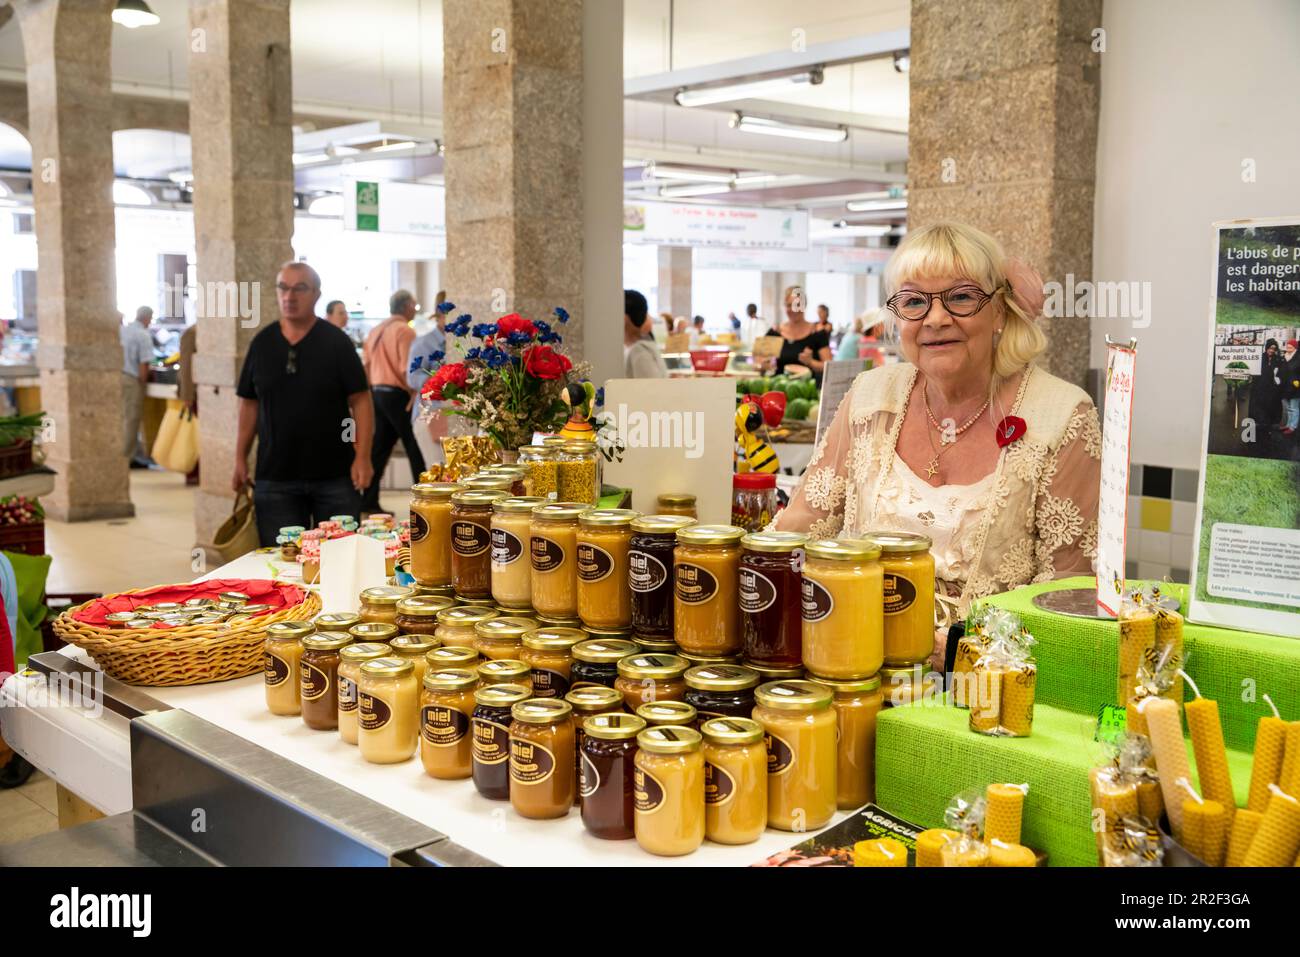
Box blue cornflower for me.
[485,348,511,370]
[436,301,456,314]
[471,323,497,339]
[595,386,605,408]
[430,350,445,363]
[505,330,533,347]
[446,315,472,337]
[465,347,482,361]
[539,331,562,345]
[554,307,569,324]
[533,318,553,336]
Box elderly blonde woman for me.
[774,221,1101,619]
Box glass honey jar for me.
[634,726,706,856]
[264,620,314,716]
[509,698,577,819]
[879,664,941,708]
[480,465,529,496]
[801,539,883,680]
[866,531,937,666]
[807,673,883,810]
[576,508,639,631]
[570,638,639,690]
[700,717,768,845]
[395,595,455,636]
[674,524,745,657]
[636,700,697,728]
[358,657,419,764]
[684,664,760,723]
[473,615,538,660]
[615,653,688,710]
[435,605,499,645]
[315,612,361,634]
[472,683,531,800]
[476,658,532,692]
[629,515,697,640]
[419,668,478,780]
[556,440,600,506]
[349,621,399,645]
[740,531,808,668]
[491,496,547,610]
[451,490,507,600]
[580,713,647,840]
[390,633,439,690]
[567,684,625,801]
[425,645,480,670]
[636,636,679,655]
[358,585,414,626]
[460,474,515,493]
[518,444,558,501]
[656,493,697,519]
[409,482,460,586]
[753,680,837,831]
[530,502,589,619]
[337,642,390,745]
[521,626,586,699]
[299,631,350,731]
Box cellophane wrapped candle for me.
[1141,696,1191,840]
[967,618,1036,738]
[1103,817,1165,867]
[914,828,959,868]
[1117,604,1155,709]
[939,790,989,865]
[1091,766,1139,865]
[1225,809,1263,867]
[984,783,1027,846]
[1242,786,1300,867]
[1247,715,1288,813]
[940,837,989,866]
[1184,694,1235,820]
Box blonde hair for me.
[783,285,806,313]
[884,222,1046,385]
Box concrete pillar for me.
[656,245,692,320]
[16,0,132,521]
[442,0,623,386]
[188,0,295,546]
[908,0,1101,387]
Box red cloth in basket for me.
[72,579,306,628]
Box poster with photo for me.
[1188,218,1300,638]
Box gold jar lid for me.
[617,653,688,680]
[807,673,883,693]
[422,668,478,692]
[675,524,746,546]
[531,502,591,522]
[314,612,361,631]
[637,725,702,754]
[474,683,531,707]
[629,514,698,535]
[477,659,531,684]
[583,712,647,741]
[583,626,634,639]
[573,638,640,664]
[301,631,352,651]
[879,664,939,686]
[522,627,586,652]
[700,717,765,746]
[475,616,538,640]
[635,637,678,654]
[804,539,881,562]
[450,489,509,507]
[359,585,414,606]
[685,664,760,692]
[865,530,933,554]
[391,634,439,656]
[266,621,315,640]
[359,657,415,679]
[481,465,528,479]
[493,496,548,514]
[217,592,249,605]
[414,584,456,598]
[745,662,805,681]
[349,622,399,642]
[754,679,833,712]
[340,642,391,663]
[657,493,697,507]
[511,698,574,724]
[741,530,809,553]
[679,652,742,666]
[457,597,498,608]
[412,482,461,501]
[436,606,500,627]
[461,474,515,492]
[396,595,456,618]
[636,700,697,727]
[536,614,582,628]
[578,508,640,528]
[426,645,479,667]
[565,685,624,715]
[541,436,568,448]
[561,440,598,455]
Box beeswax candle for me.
[1279,722,1300,796]
[951,636,983,708]
[1117,607,1155,708]
[1136,777,1163,824]
[1178,781,1227,867]
[988,839,1036,867]
[1182,675,1235,819]
[1242,786,1300,867]
[914,828,959,868]
[1225,809,1263,867]
[1155,609,1184,703]
[985,783,1027,845]
[1000,665,1036,737]
[1140,697,1191,839]
[940,839,989,867]
[1091,767,1138,864]
[1126,695,1149,738]
[1247,706,1287,813]
[853,838,908,867]
[968,664,1004,734]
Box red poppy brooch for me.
[995,416,1026,448]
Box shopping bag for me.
[150,402,183,466]
[151,404,200,473]
[202,488,259,564]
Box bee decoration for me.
[735,401,779,474]
[559,381,597,442]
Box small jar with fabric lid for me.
[358,585,414,626]
[473,615,537,661]
[731,473,778,532]
[390,633,439,690]
[299,631,351,731]
[753,680,837,830]
[476,658,532,692]
[450,489,508,599]
[315,611,361,634]
[530,502,589,619]
[865,531,936,666]
[576,508,639,631]
[700,717,768,845]
[580,713,647,839]
[555,440,600,506]
[264,620,314,716]
[357,657,419,764]
[655,493,697,519]
[685,664,760,724]
[636,700,697,728]
[395,595,455,636]
[615,653,689,710]
[472,683,531,800]
[518,444,558,501]
[629,514,697,639]
[491,496,547,610]
[409,482,460,586]
[674,524,746,656]
[435,605,499,645]
[801,539,884,680]
[338,642,390,744]
[740,530,807,668]
[521,626,586,699]
[349,621,399,645]
[425,644,480,671]
[634,726,706,856]
[807,673,883,810]
[570,638,639,690]
[509,698,576,819]
[419,668,478,780]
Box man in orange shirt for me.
[361,288,427,513]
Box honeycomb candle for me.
[1180,671,1235,822]
[1247,695,1287,813]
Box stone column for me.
[16,0,132,521]
[442,0,623,384]
[188,0,295,549]
[907,0,1102,387]
[656,246,692,320]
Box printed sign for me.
[1095,340,1137,618]
[623,201,809,250]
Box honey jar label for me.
[510,738,556,784]
[451,520,491,557]
[264,651,290,687]
[800,578,835,623]
[882,573,917,615]
[629,550,668,593]
[472,719,510,764]
[530,668,570,699]
[338,676,359,712]
[704,761,736,806]
[300,662,331,701]
[409,509,429,543]
[675,563,719,605]
[738,568,777,614]
[579,752,601,797]
[359,692,392,731]
[422,705,470,746]
[634,766,665,814]
[531,536,566,572]
[764,731,795,776]
[576,543,615,583]
[491,528,525,566]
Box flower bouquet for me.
[411,303,587,452]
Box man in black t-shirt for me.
[234,262,375,546]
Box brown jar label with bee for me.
[422,705,470,746]
[765,731,795,776]
[882,573,917,615]
[509,738,556,784]
[409,509,429,543]
[359,692,391,731]
[576,544,615,583]
[337,676,359,713]
[264,652,290,687]
[529,668,570,699]
[629,550,668,593]
[300,661,330,701]
[451,520,491,557]
[634,766,666,813]
[800,578,834,623]
[530,536,566,572]
[738,568,777,614]
[491,528,524,566]
[472,719,510,765]
[675,563,718,605]
[704,761,736,806]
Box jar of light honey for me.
[315,612,361,634]
[425,645,480,671]
[521,626,586,699]
[879,664,941,708]
[435,605,499,645]
[337,642,390,745]
[634,726,706,856]
[685,664,760,723]
[358,585,414,626]
[867,531,936,665]
[299,631,350,730]
[390,633,439,690]
[656,493,697,519]
[264,621,314,716]
[395,595,454,636]
[409,482,460,586]
[570,638,639,690]
[801,539,884,680]
[740,531,808,668]
[808,673,883,810]
[358,657,419,764]
[674,524,745,657]
[419,668,478,780]
[636,700,697,728]
[473,615,538,660]
[530,502,588,619]
[576,508,639,631]
[753,680,837,831]
[451,490,507,600]
[700,717,768,845]
[491,496,547,610]
[475,658,532,691]
[615,653,688,710]
[580,713,647,840]
[472,683,531,800]
[509,698,576,819]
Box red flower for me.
[423,362,468,400]
[496,313,537,338]
[523,344,572,380]
[995,415,1027,448]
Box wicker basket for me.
[53,586,321,686]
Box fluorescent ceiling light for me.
[292,152,330,166]
[845,199,908,212]
[674,69,822,108]
[730,112,848,143]
[112,0,160,28]
[370,140,417,153]
[647,164,735,184]
[732,173,781,187]
[810,223,891,239]
[325,144,361,158]
[659,183,733,198]
[167,170,193,184]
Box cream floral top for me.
[774,363,1102,612]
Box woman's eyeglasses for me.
[885,284,999,322]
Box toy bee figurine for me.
[559,381,597,442]
[735,401,779,474]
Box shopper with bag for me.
[360,289,427,513]
[232,262,374,546]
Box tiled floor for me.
[0,769,59,844]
